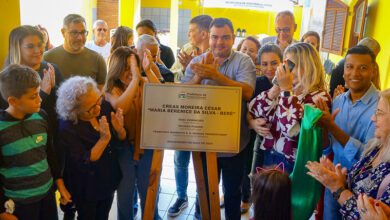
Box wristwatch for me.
[4,199,15,214]
[280,90,292,97]
[159,78,166,84]
[332,186,346,201]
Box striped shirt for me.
[0,110,60,204]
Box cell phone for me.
[272,59,295,86]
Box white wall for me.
[19,0,85,46]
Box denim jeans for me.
[116,147,161,220]
[195,149,246,220]
[263,148,294,174]
[174,150,191,199]
[323,188,342,220]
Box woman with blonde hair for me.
[3,25,63,133]
[249,42,331,173]
[307,88,390,219]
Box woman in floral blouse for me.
[307,89,390,219]
[249,42,331,173]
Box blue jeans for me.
[116,147,160,220]
[174,150,191,199]
[323,188,342,220]
[263,149,294,174]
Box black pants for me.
[75,195,114,220]
[14,189,58,220]
[196,149,246,220]
[241,131,256,203]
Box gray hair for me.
[358,37,381,55]
[136,34,159,50]
[63,14,86,29]
[362,89,390,162]
[56,76,99,123]
[93,19,108,29]
[275,10,296,24]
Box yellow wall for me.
[139,0,302,40]
[0,0,20,67]
[82,0,97,41]
[328,0,390,89]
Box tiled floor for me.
[58,150,251,219]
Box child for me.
[251,164,292,220]
[0,64,70,220]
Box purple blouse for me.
[340,145,390,219]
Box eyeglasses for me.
[275,27,291,33]
[86,94,103,114]
[97,28,107,32]
[68,30,88,37]
[373,109,389,120]
[22,42,45,51]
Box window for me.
[349,0,367,48]
[321,0,348,55]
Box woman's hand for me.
[111,108,124,133]
[40,63,55,95]
[142,49,153,72]
[249,117,271,137]
[333,85,345,99]
[99,116,111,142]
[306,161,347,193]
[130,54,141,81]
[56,179,72,205]
[357,194,390,220]
[275,61,293,92]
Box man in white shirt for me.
[260,10,297,52]
[85,19,111,61]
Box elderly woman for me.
[56,76,125,220]
[136,34,174,83]
[307,88,390,219]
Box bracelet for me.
[332,186,346,201]
[159,78,166,84]
[280,90,292,97]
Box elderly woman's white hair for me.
[136,34,159,50]
[56,76,99,123]
[362,89,390,162]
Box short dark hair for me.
[251,169,292,220]
[136,19,157,33]
[257,43,283,64]
[0,64,41,100]
[63,14,86,28]
[190,15,213,31]
[346,45,376,64]
[237,36,261,52]
[209,18,234,35]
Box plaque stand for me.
[143,150,221,220]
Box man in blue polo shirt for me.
[315,45,379,220]
[182,17,256,220]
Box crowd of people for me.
[0,9,389,220]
